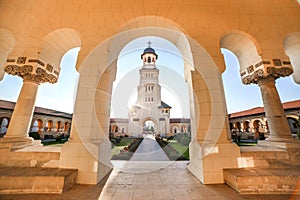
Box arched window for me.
[0,118,9,134]
[147,56,151,63]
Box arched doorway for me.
[143,119,155,135]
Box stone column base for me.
[0,137,33,150]
[258,139,300,165]
[187,141,241,184]
[59,140,113,184]
[266,135,295,143]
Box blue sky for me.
[0,36,299,117]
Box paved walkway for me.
[130,135,169,161]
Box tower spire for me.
[147,41,152,47]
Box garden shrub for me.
[29,132,40,140]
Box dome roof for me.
[141,43,158,59]
[143,47,156,54]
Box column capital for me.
[241,58,293,85]
[4,56,59,84]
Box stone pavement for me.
[1,161,298,200]
[130,135,169,161]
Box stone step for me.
[223,167,300,194]
[0,167,77,194]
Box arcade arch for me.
[59,16,238,185]
[284,32,300,83]
[31,119,44,132]
[0,117,9,135]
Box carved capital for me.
[241,58,293,85]
[4,57,59,84]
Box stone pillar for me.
[3,80,39,143]
[241,58,294,142]
[0,57,59,148]
[258,77,292,141]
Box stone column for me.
[241,58,294,142]
[258,77,292,141]
[3,80,39,143]
[0,57,59,148]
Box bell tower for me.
[137,42,161,106]
[129,42,171,137]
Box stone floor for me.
[1,161,298,200]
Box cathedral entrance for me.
[143,119,155,135]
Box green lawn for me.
[169,142,189,159]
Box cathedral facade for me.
[111,44,190,137]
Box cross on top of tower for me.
[147,41,152,47]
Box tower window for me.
[147,56,151,63]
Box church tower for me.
[128,42,171,137]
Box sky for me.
[0,36,299,118]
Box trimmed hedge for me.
[111,138,143,160]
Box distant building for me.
[228,100,300,137]
[0,100,72,138]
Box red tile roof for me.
[229,99,300,118]
[0,99,72,118]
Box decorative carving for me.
[17,57,27,64]
[255,61,263,68]
[4,57,59,84]
[242,69,264,84]
[28,59,45,66]
[247,65,254,73]
[262,60,271,64]
[267,67,293,78]
[4,65,33,76]
[46,64,53,72]
[6,59,15,63]
[35,67,57,83]
[241,58,293,85]
[272,59,282,66]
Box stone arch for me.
[0,117,10,135]
[234,121,241,132]
[220,30,262,83]
[283,32,300,84]
[60,16,239,185]
[112,125,119,133]
[31,118,44,132]
[38,28,81,75]
[55,120,62,132]
[0,28,15,81]
[287,116,300,134]
[142,117,158,134]
[63,122,71,132]
[46,120,53,132]
[252,119,264,138]
[171,125,179,134]
[243,121,250,132]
